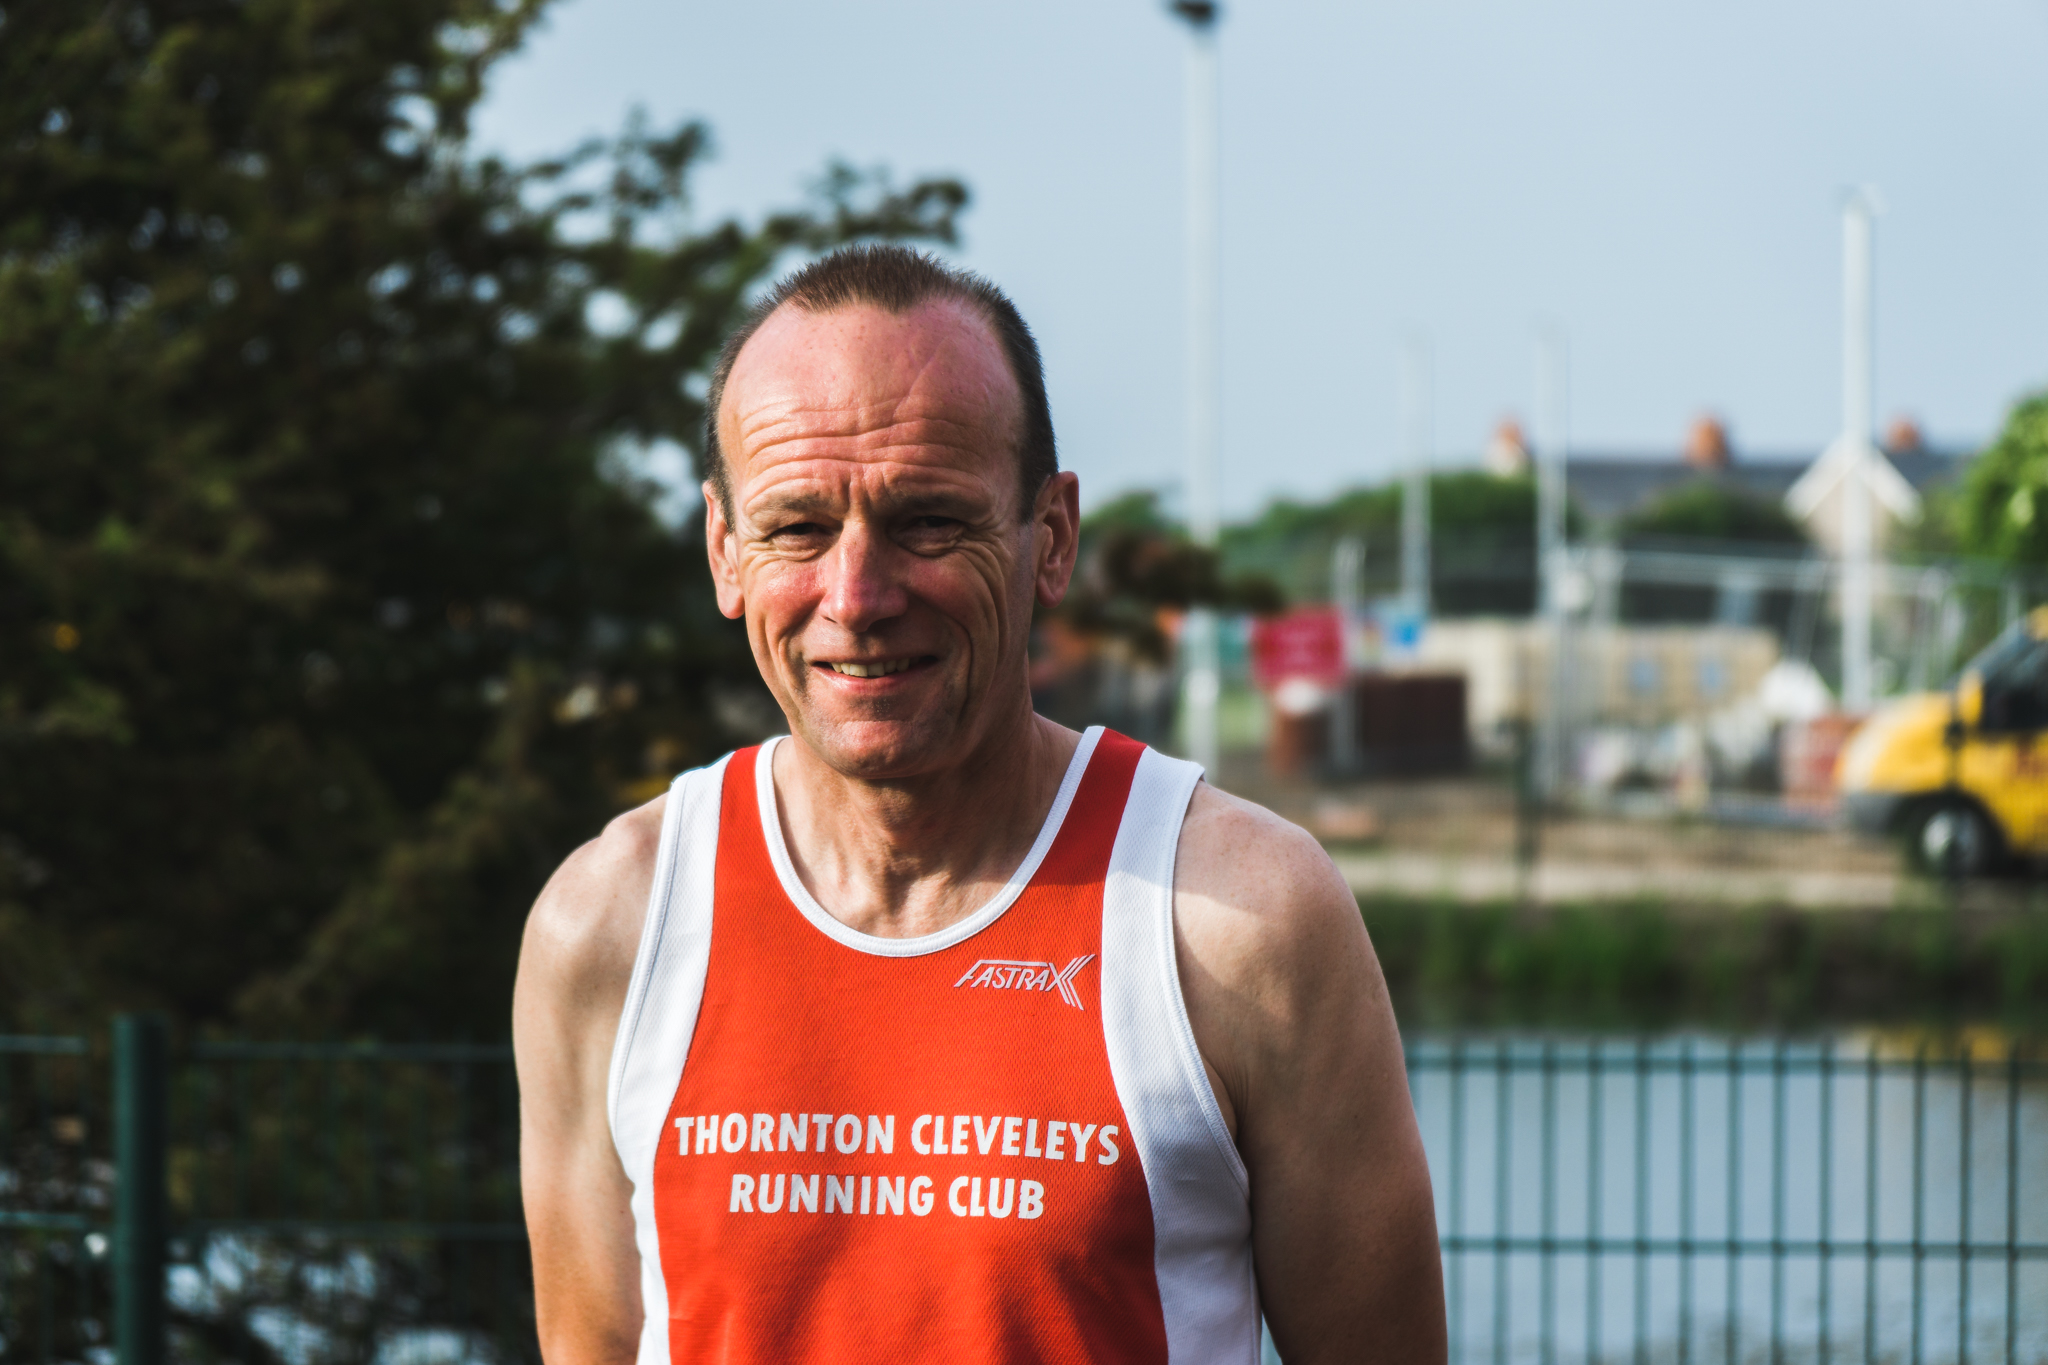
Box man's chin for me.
[791,715,962,783]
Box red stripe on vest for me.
[651,732,1167,1363]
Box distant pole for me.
[1840,191,1877,712]
[1400,333,1433,618]
[1172,0,1222,772]
[1535,328,1570,797]
[1331,535,1365,773]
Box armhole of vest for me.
[1146,755,1252,1195]
[605,752,729,1151]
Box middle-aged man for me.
[514,246,1444,1364]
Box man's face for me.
[706,299,1079,780]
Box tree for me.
[1958,392,2048,567]
[0,0,963,1035]
[1620,481,1809,547]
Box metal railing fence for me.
[1,1022,529,1365]
[7,1023,2044,1365]
[1408,1035,2048,1365]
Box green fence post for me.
[114,1014,168,1365]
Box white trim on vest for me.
[607,751,731,1365]
[752,726,1104,958]
[1099,747,1259,1363]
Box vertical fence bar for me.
[1911,1042,1926,1365]
[113,1014,167,1365]
[1495,1041,1510,1365]
[1633,1040,1649,1365]
[1958,1042,1972,1365]
[1540,1041,1556,1365]
[1820,1040,1834,1365]
[1451,1040,1466,1365]
[1586,1044,1602,1365]
[1770,1041,1786,1365]
[2004,1044,2018,1365]
[1680,1041,1695,1365]
[1865,1041,1879,1365]
[1726,1040,1742,1365]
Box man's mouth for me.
[820,657,930,679]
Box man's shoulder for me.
[518,792,670,1009]
[1174,781,1353,926]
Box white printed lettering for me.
[750,1114,774,1152]
[811,1113,832,1151]
[911,1114,933,1154]
[866,1114,895,1154]
[1071,1123,1097,1162]
[910,1176,934,1216]
[720,1114,746,1154]
[973,1115,999,1155]
[790,1173,819,1213]
[878,1174,905,1215]
[758,1173,786,1212]
[1019,1180,1044,1219]
[947,1176,970,1216]
[989,1176,1015,1218]
[860,1174,872,1215]
[729,1173,755,1212]
[969,1176,986,1217]
[1097,1125,1121,1164]
[779,1112,806,1152]
[1046,1121,1067,1160]
[826,1175,854,1214]
[951,1115,971,1154]
[1001,1116,1023,1156]
[673,1116,688,1156]
[833,1114,861,1154]
[695,1116,717,1155]
[1025,1119,1041,1157]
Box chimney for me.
[1485,417,1531,477]
[1884,414,1924,454]
[1684,414,1732,471]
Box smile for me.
[821,657,929,679]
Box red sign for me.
[1249,607,1345,689]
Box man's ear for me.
[1032,471,1082,609]
[704,483,746,620]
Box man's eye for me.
[905,516,960,534]
[772,521,830,540]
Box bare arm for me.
[1174,784,1445,1365]
[513,800,665,1365]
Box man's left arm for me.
[1175,785,1446,1364]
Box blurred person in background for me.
[513,246,1443,1364]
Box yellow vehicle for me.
[1836,606,2048,874]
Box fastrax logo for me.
[952,956,1095,1010]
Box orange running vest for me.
[606,727,1256,1363]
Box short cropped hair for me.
[702,246,1057,522]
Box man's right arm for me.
[513,800,665,1365]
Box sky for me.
[473,0,2048,518]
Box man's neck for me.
[770,711,1083,939]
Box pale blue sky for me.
[474,0,2048,517]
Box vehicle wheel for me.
[1909,801,1999,878]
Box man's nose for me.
[819,522,909,634]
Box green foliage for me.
[1219,471,1555,614]
[1620,480,1808,547]
[0,0,963,1035]
[1958,391,2048,565]
[1363,894,2048,1034]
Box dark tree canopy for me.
[0,0,963,1035]
[1620,481,1809,548]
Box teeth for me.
[830,658,915,678]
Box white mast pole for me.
[1840,192,1876,713]
[1400,333,1433,618]
[1172,1,1223,772]
[1535,328,1570,796]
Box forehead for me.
[718,298,1021,501]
